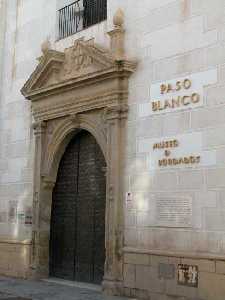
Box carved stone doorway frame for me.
[21,10,136,295]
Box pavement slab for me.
[0,277,130,300]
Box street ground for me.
[0,277,130,300]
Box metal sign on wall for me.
[178,264,198,287]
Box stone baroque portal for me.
[21,9,136,295]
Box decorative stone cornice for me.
[21,50,65,98]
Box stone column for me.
[103,104,128,295]
[31,120,51,278]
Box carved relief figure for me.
[64,40,93,75]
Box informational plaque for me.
[8,200,18,224]
[156,196,192,227]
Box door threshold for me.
[42,278,102,292]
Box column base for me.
[102,278,124,296]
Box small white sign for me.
[139,69,217,117]
[126,192,133,204]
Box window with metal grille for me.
[58,0,107,40]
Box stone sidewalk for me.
[0,277,130,300]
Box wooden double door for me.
[49,130,106,284]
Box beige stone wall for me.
[0,0,6,96]
[123,251,225,300]
[117,0,225,298]
[0,241,31,278]
[121,0,225,256]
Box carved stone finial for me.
[108,9,125,60]
[113,8,124,28]
[41,38,51,55]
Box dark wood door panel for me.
[49,130,106,284]
[49,136,79,280]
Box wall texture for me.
[1,0,225,299]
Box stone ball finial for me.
[113,8,124,27]
[41,38,51,55]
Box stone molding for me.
[123,247,225,261]
[21,9,136,294]
[0,239,32,245]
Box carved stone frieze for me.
[64,38,94,75]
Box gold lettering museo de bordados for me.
[153,139,179,150]
[152,138,201,167]
[158,156,201,167]
[151,79,200,112]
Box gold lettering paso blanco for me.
[158,156,201,167]
[151,78,201,113]
[152,93,200,112]
[160,79,192,94]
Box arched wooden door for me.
[49,130,106,284]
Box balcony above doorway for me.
[58,0,107,40]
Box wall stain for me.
[181,0,190,21]
[11,0,22,83]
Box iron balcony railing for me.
[58,0,107,40]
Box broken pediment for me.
[21,9,137,103]
[21,38,118,98]
[63,38,115,76]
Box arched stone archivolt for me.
[21,9,136,296]
[43,113,107,182]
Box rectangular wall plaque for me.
[25,206,33,226]
[8,200,18,224]
[138,132,216,170]
[158,263,175,279]
[156,196,192,228]
[178,264,198,287]
[139,69,217,117]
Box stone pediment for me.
[21,7,137,124]
[21,38,119,98]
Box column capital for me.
[32,121,47,136]
[41,175,55,190]
[104,104,129,122]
